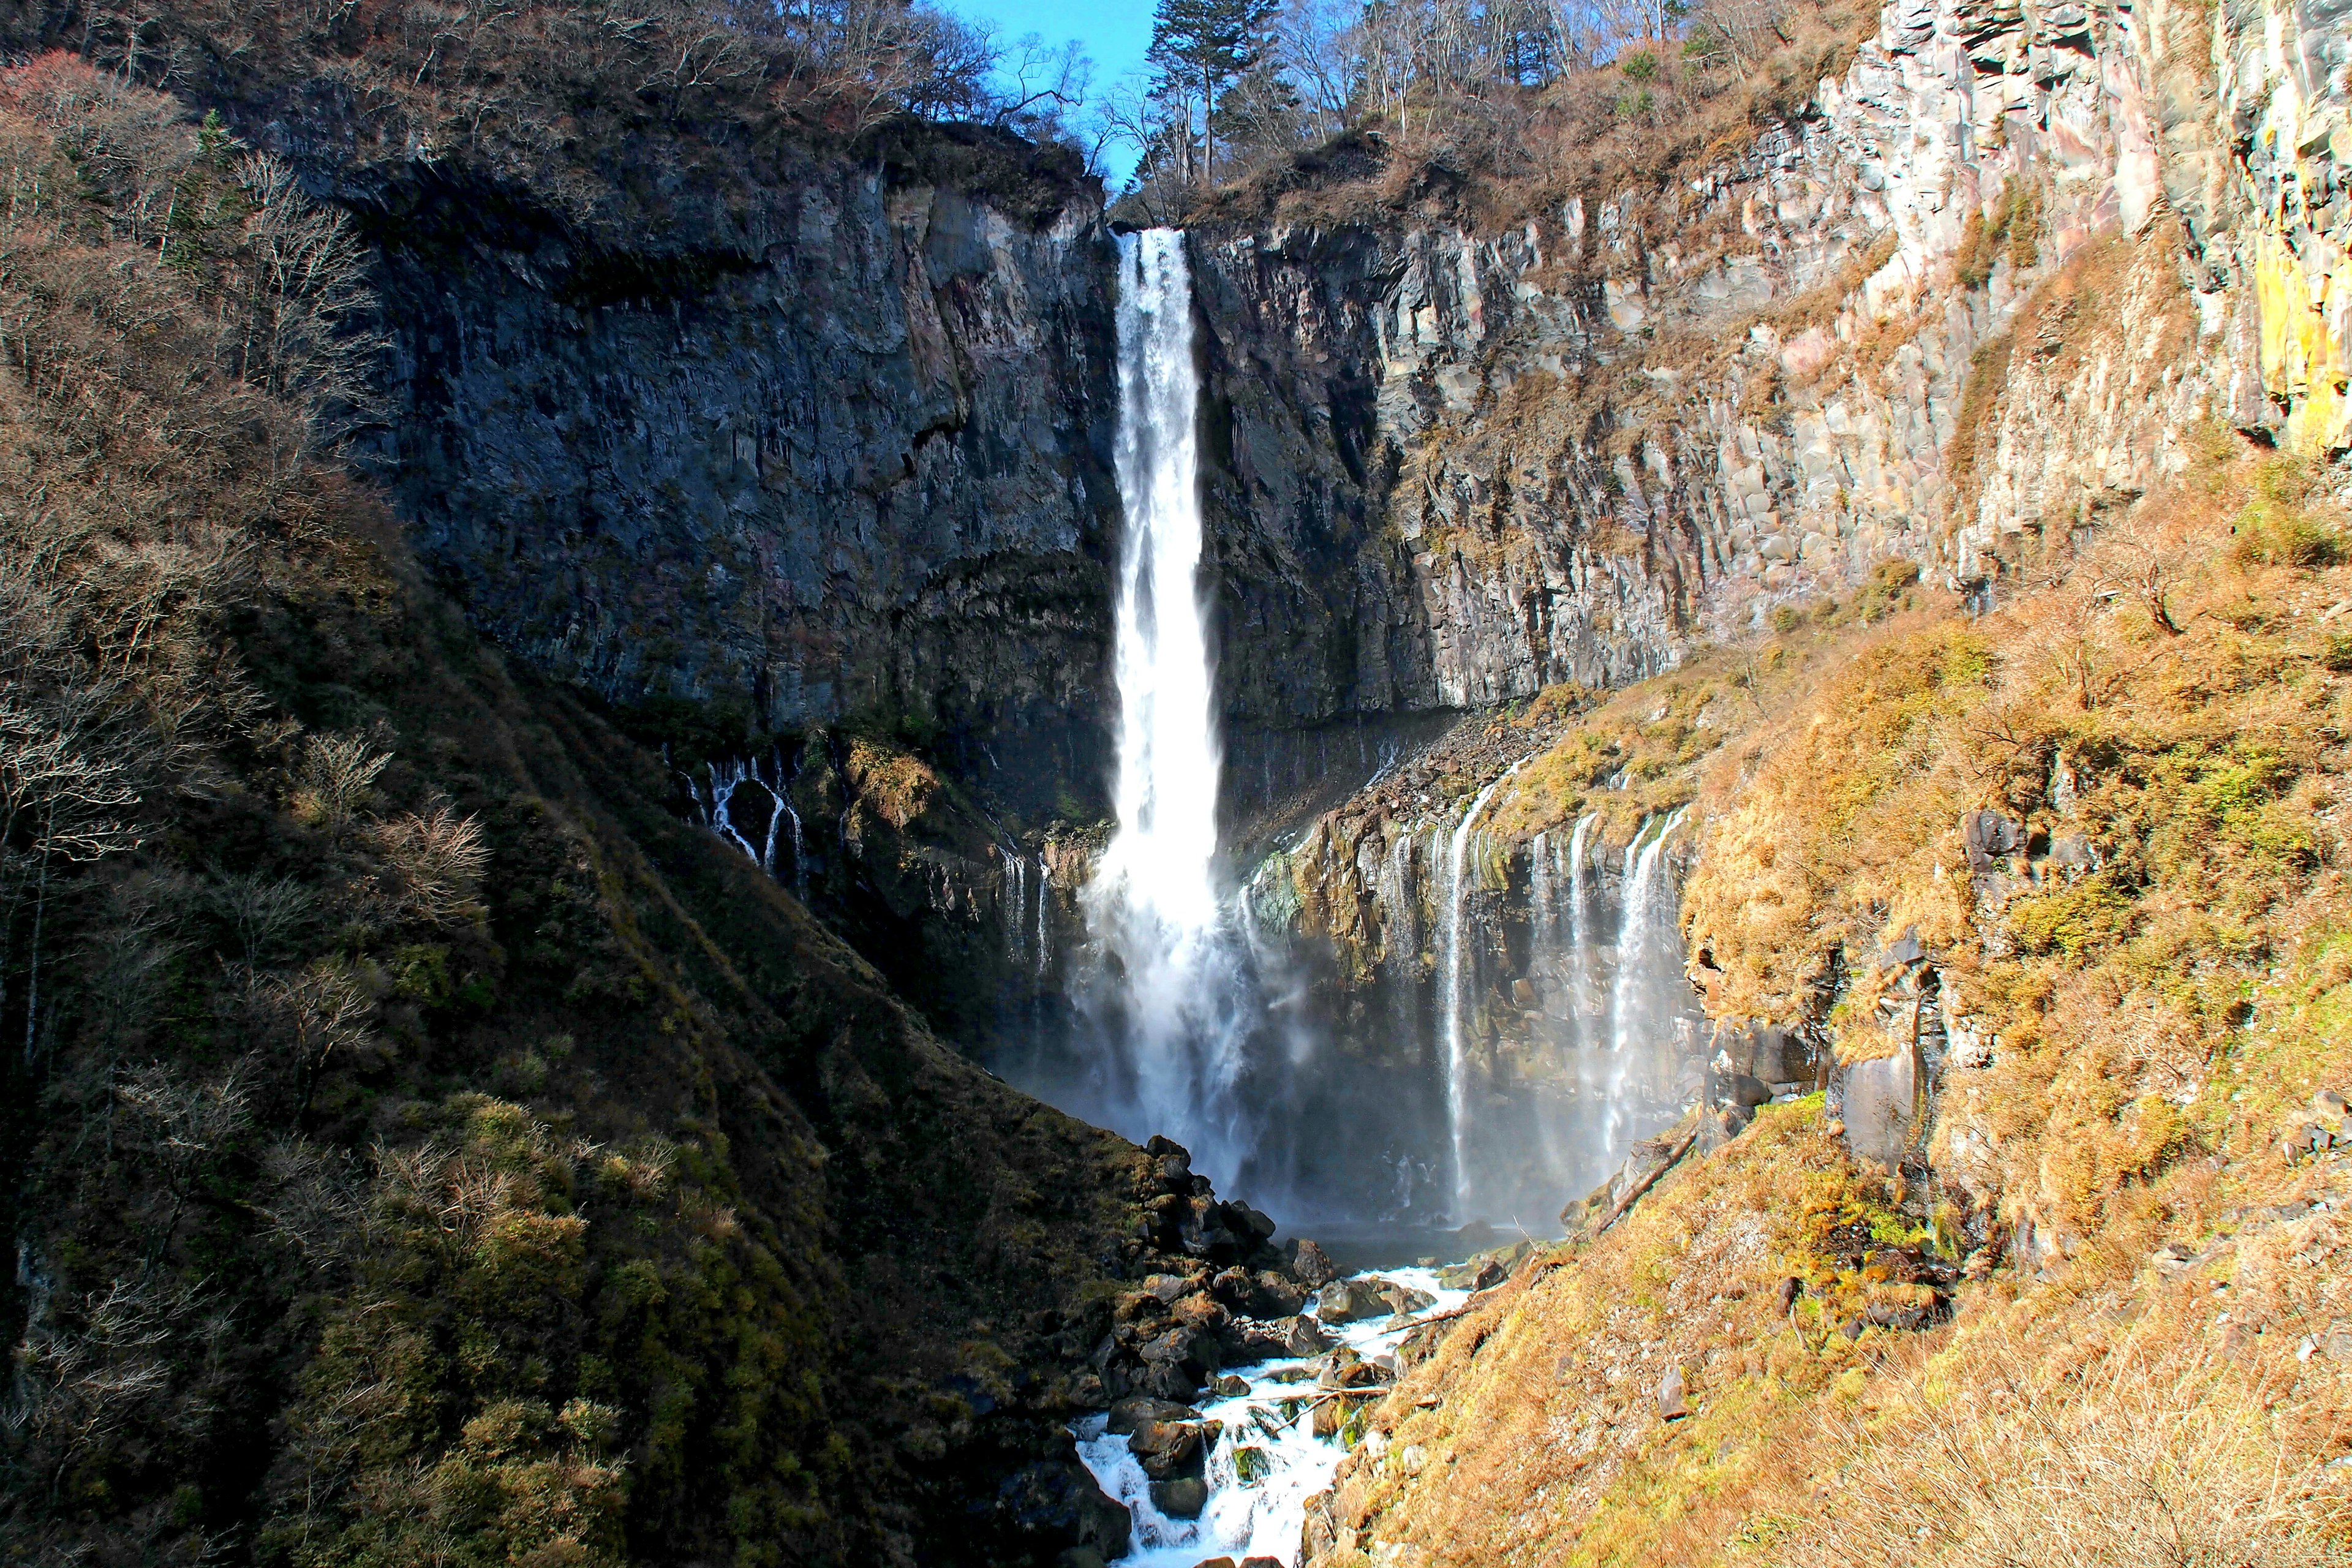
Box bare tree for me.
[372,804,491,924]
[209,870,317,966]
[232,154,386,456]
[243,960,375,1117]
[290,731,392,832]
[117,1059,254,1255]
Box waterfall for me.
[1439,776,1507,1219]
[1528,830,1554,952]
[1566,813,1597,1052]
[697,754,801,894]
[1035,857,1051,978]
[1001,848,1028,966]
[1604,808,1689,1158]
[1079,228,1252,1177]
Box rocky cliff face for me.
[348,137,1125,824]
[1185,0,2310,737]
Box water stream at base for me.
[1074,1267,1471,1566]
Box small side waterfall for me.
[1439,774,1507,1218]
[1605,808,1691,1160]
[1565,813,1599,1053]
[689,752,802,891]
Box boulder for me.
[1377,1278,1437,1315]
[1436,1256,1505,1291]
[1224,1313,1329,1360]
[1129,1417,1217,1480]
[993,1458,1132,1563]
[1212,1373,1250,1396]
[1961,809,2024,872]
[1171,1292,1230,1332]
[1141,1273,1191,1304]
[1656,1365,1689,1420]
[1150,1476,1208,1518]
[1290,1237,1340,1287]
[1841,1046,1921,1170]
[1208,1265,1306,1318]
[1314,1278,1387,1324]
[1106,1396,1199,1435]
[1395,1316,1457,1370]
[1309,1395,1361,1439]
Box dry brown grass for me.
[1306,432,2352,1567]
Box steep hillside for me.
[1286,424,2352,1568]
[0,54,1266,1568]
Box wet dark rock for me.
[1106,1396,1200,1436]
[1290,1238,1340,1287]
[1151,1476,1210,1519]
[992,1456,1133,1564]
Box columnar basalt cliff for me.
[349,139,1126,823]
[1182,0,2312,741]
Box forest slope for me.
[0,52,1170,1568]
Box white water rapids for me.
[1074,1268,1471,1566]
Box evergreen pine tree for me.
[1147,0,1280,177]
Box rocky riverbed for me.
[1067,1243,1540,1567]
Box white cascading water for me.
[1565,812,1599,1052]
[1438,775,1507,1219]
[1080,229,1251,1176]
[1604,807,1689,1158]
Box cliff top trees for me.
[1147,0,1282,181]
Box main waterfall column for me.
[1080,229,1252,1180]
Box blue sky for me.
[937,0,1156,184]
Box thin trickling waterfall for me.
[1034,858,1051,978]
[1605,808,1689,1158]
[695,754,801,892]
[1078,228,1252,1177]
[1529,829,1555,952]
[1566,813,1598,1052]
[1001,848,1028,966]
[1439,775,1507,1218]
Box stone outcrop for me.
[346,140,1124,826]
[1187,0,2288,731]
